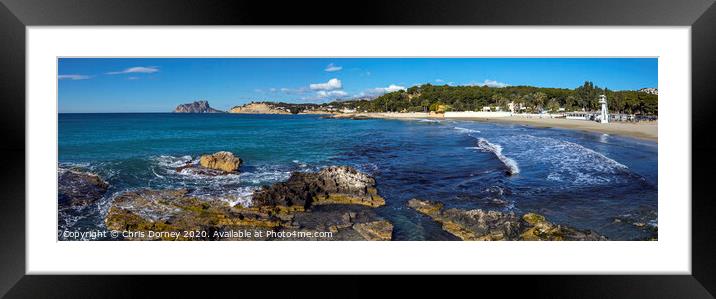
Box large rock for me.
[198,151,242,173]
[252,166,385,209]
[58,168,109,207]
[408,199,606,241]
[174,100,223,113]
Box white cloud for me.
[316,90,348,98]
[279,87,308,94]
[472,79,509,88]
[435,79,444,83]
[324,63,343,72]
[310,78,342,91]
[58,74,91,80]
[372,84,406,94]
[106,66,159,75]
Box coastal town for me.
[174,83,658,140]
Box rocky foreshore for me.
[103,165,392,241]
[408,199,606,241]
[59,154,616,241]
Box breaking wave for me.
[418,119,441,123]
[506,135,631,185]
[192,186,257,208]
[454,126,480,134]
[475,138,520,175]
[155,155,193,168]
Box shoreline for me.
[464,116,657,142]
[331,113,658,142]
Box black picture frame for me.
[1,0,714,297]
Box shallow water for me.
[58,113,658,240]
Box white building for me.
[598,94,609,123]
[341,108,356,113]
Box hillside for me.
[229,103,291,114]
[327,82,658,115]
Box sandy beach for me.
[464,116,658,142]
[332,113,657,141]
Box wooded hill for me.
[327,81,658,115]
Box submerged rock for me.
[253,166,385,209]
[519,212,606,241]
[353,220,393,241]
[612,210,658,240]
[407,199,606,241]
[199,151,242,173]
[58,168,108,207]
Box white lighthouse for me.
[598,94,609,123]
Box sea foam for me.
[510,135,630,185]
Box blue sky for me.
[58,58,657,113]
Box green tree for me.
[547,99,560,113]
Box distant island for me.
[174,100,223,113]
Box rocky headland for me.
[174,100,223,113]
[229,103,291,114]
[408,199,606,241]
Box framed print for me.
[1,0,715,297]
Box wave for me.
[475,138,520,175]
[59,161,92,169]
[239,168,291,185]
[145,155,292,209]
[453,126,480,134]
[418,119,441,123]
[154,155,193,168]
[505,135,630,185]
[192,186,257,208]
[292,160,308,168]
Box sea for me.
[58,113,658,240]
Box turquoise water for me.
[59,113,658,240]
